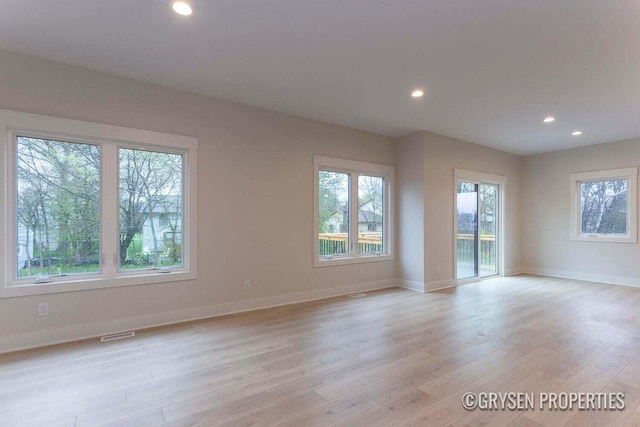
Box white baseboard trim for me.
[505,267,524,276]
[398,280,425,293]
[0,279,397,355]
[522,267,640,288]
[425,279,456,292]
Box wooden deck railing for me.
[457,234,495,268]
[319,232,382,255]
[319,232,495,266]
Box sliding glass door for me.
[456,181,499,279]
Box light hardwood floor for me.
[3,275,640,426]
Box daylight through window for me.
[570,168,637,243]
[119,148,184,270]
[1,110,198,297]
[17,137,101,278]
[580,179,628,235]
[314,156,393,267]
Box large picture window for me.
[1,109,198,297]
[570,168,637,243]
[314,155,393,267]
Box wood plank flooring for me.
[2,274,640,426]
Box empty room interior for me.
[2,1,640,426]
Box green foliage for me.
[164,242,182,264]
[318,171,349,233]
[17,137,100,274]
[119,148,183,265]
[16,136,183,276]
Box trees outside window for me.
[318,171,350,256]
[119,148,183,268]
[1,109,197,297]
[579,179,627,235]
[15,138,186,279]
[358,175,384,253]
[570,168,637,243]
[17,137,100,277]
[314,156,394,267]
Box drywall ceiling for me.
[0,0,638,155]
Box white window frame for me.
[0,109,198,298]
[570,167,637,243]
[313,155,394,267]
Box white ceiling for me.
[0,0,639,155]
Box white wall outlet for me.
[359,266,364,275]
[436,265,441,274]
[38,303,49,317]
[244,280,251,290]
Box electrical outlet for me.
[436,265,441,274]
[38,303,49,317]
[359,266,364,275]
[244,280,251,290]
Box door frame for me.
[453,169,506,282]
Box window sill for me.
[0,270,196,298]
[314,253,393,268]
[570,235,637,244]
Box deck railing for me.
[319,232,495,267]
[319,232,382,255]
[457,234,495,269]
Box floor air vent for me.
[100,331,136,342]
[349,293,368,298]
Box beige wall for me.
[8,45,636,352]
[522,139,640,285]
[395,133,425,289]
[395,131,523,291]
[423,132,523,288]
[0,50,396,351]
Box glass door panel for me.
[456,182,478,279]
[479,184,498,276]
[457,181,500,279]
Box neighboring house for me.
[324,210,348,234]
[358,198,383,233]
[17,222,34,271]
[358,209,382,233]
[323,208,382,234]
[140,195,182,255]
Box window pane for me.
[16,136,100,278]
[318,171,350,256]
[580,179,628,235]
[456,181,478,279]
[479,183,497,277]
[358,175,384,253]
[119,148,183,269]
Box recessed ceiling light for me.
[572,131,583,136]
[543,117,555,123]
[411,89,424,98]
[172,1,193,16]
